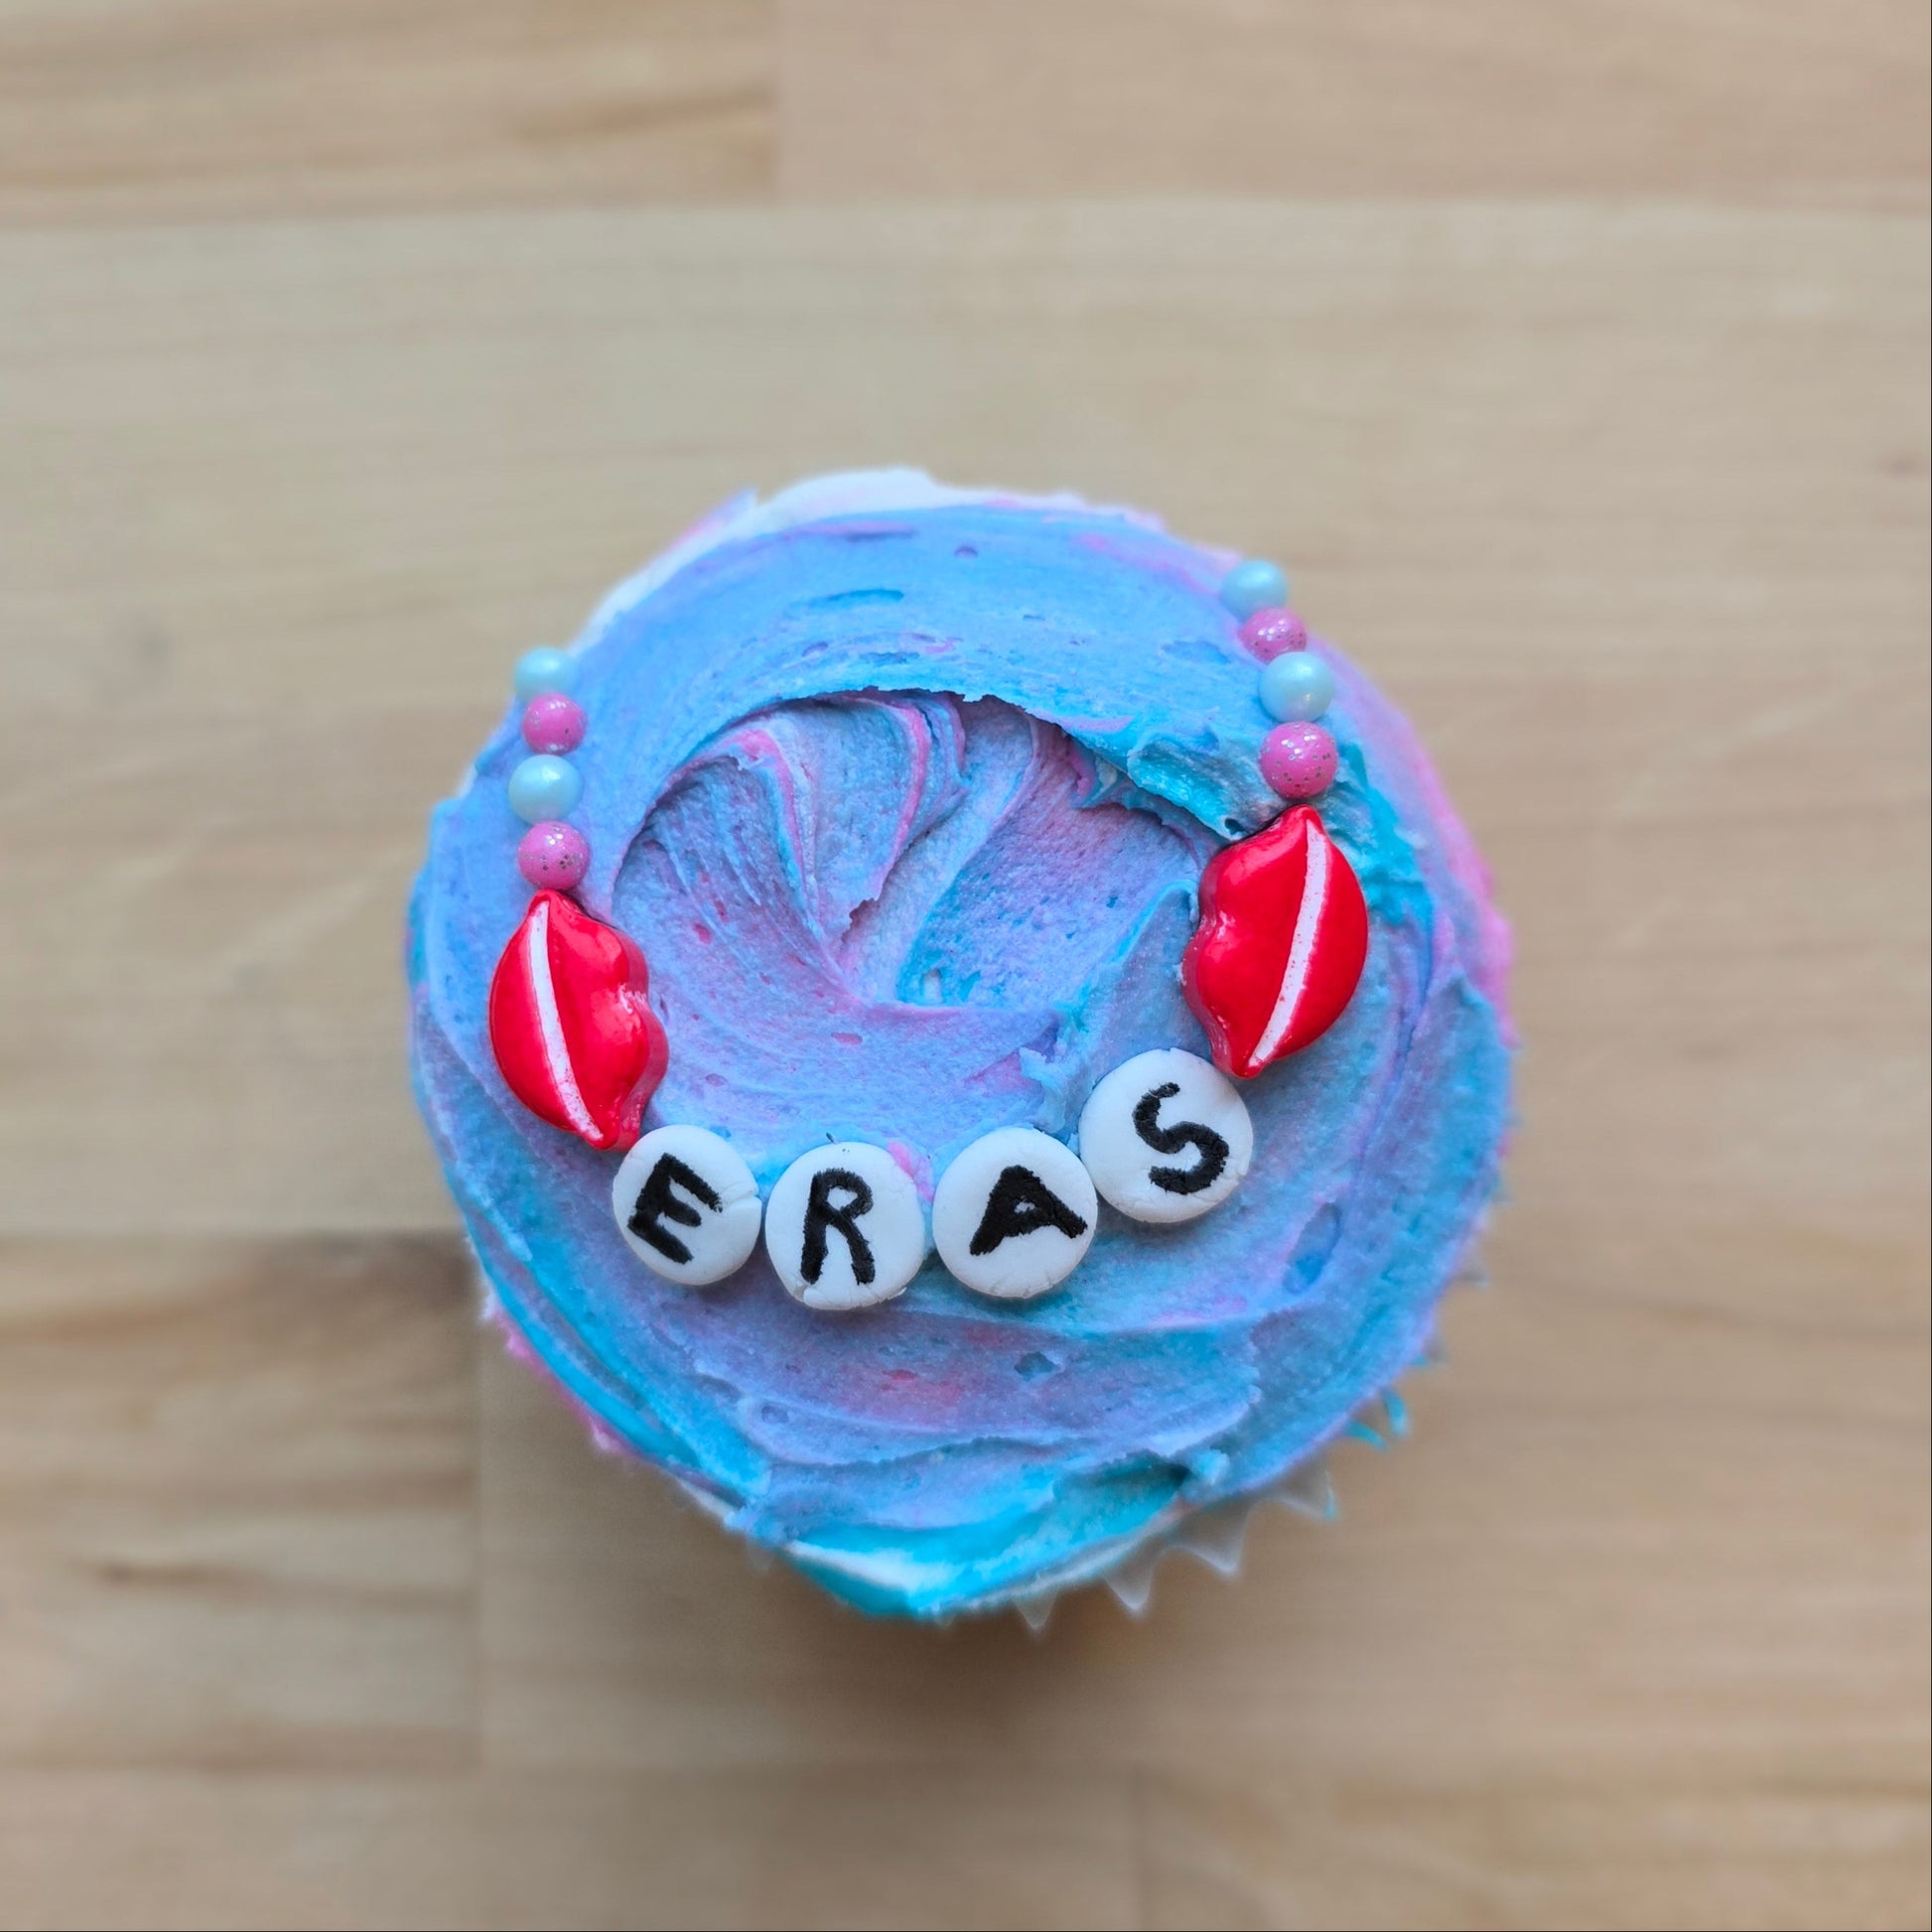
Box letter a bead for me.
[611,1125,763,1287]
[932,1127,1097,1300]
[764,1142,927,1311]
[1077,1049,1254,1224]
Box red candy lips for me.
[487,891,667,1151]
[1182,806,1368,1079]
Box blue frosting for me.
[408,476,1512,1616]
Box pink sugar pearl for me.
[1260,722,1338,800]
[516,820,590,889]
[522,693,587,756]
[1237,607,1308,661]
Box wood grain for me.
[0,1,775,222]
[780,1,1932,210]
[0,1237,476,1774]
[1,4,1927,1927]
[1,1763,1137,1931]
[4,2,1924,223]
[1139,1768,1932,1930]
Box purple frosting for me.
[408,474,1511,1616]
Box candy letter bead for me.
[487,890,668,1151]
[612,1126,762,1287]
[522,693,588,755]
[1259,721,1339,801]
[932,1127,1097,1300]
[764,1142,927,1312]
[508,754,583,824]
[513,647,576,700]
[1077,1049,1253,1224]
[1238,608,1308,661]
[1182,804,1368,1078]
[1220,559,1289,621]
[1259,650,1334,722]
[516,820,590,890]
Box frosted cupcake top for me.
[408,472,1511,1617]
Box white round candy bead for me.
[932,1127,1098,1301]
[1077,1048,1254,1224]
[764,1142,928,1311]
[611,1126,763,1287]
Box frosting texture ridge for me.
[408,473,1511,1615]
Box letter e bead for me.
[764,1142,927,1311]
[1077,1048,1254,1224]
[612,1126,763,1287]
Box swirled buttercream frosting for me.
[408,472,1512,1618]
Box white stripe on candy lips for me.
[524,895,600,1143]
[1246,815,1332,1075]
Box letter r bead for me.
[764,1142,927,1311]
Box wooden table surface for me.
[2,6,1927,1928]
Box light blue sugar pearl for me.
[1259,649,1335,723]
[513,647,576,701]
[507,754,583,823]
[1219,558,1290,621]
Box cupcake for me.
[408,472,1511,1619]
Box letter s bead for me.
[1077,1048,1254,1224]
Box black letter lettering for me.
[1132,1083,1229,1196]
[801,1168,876,1285]
[626,1154,723,1265]
[968,1166,1089,1255]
